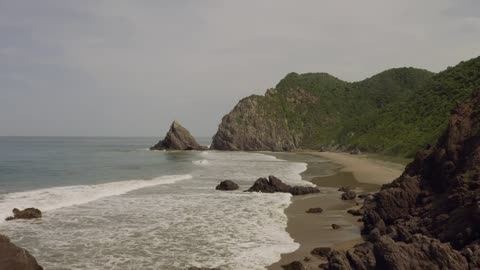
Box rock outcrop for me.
[281,261,305,270]
[246,175,320,195]
[322,89,480,269]
[215,180,239,191]
[5,208,42,221]
[211,93,297,151]
[0,234,43,270]
[340,191,356,200]
[150,121,207,151]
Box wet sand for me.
[267,152,404,269]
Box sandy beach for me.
[268,152,405,269]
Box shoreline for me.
[267,152,405,269]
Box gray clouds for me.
[1,0,479,136]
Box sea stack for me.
[150,121,207,151]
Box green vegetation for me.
[261,56,480,157]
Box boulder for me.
[341,191,357,200]
[246,175,291,193]
[281,261,305,270]
[306,207,323,214]
[373,235,468,270]
[246,175,320,195]
[150,121,207,151]
[215,180,239,191]
[289,186,320,195]
[6,208,42,221]
[0,234,43,270]
[311,247,332,257]
[332,224,341,230]
[347,208,364,216]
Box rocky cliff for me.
[150,121,207,151]
[322,88,480,269]
[212,56,480,157]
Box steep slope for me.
[212,69,433,151]
[349,56,480,156]
[212,56,480,157]
[322,88,480,269]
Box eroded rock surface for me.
[150,121,207,151]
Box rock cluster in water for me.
[150,121,207,151]
[320,89,480,269]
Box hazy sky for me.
[1,1,479,137]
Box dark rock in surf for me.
[150,121,207,151]
[247,176,291,193]
[246,175,320,195]
[0,234,43,270]
[215,180,239,191]
[5,208,42,221]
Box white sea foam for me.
[193,159,209,165]
[0,174,192,221]
[1,151,312,269]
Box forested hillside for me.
[212,56,480,157]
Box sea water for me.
[0,137,312,269]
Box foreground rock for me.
[215,180,239,191]
[281,261,305,270]
[0,234,43,270]
[321,89,480,269]
[340,190,356,200]
[246,175,320,195]
[311,247,332,257]
[347,208,364,216]
[5,208,42,221]
[150,121,207,151]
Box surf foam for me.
[0,174,192,221]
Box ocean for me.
[0,137,320,270]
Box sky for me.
[1,0,480,137]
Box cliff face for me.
[212,92,299,151]
[323,89,480,269]
[212,56,480,156]
[212,69,434,152]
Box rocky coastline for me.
[298,89,480,269]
